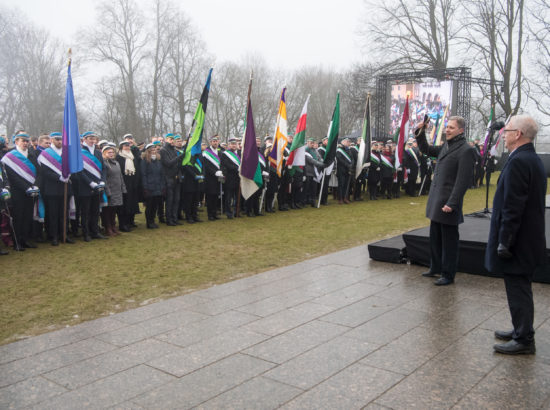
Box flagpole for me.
[62,48,72,244]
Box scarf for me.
[118,150,135,175]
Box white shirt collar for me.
[16,146,28,158]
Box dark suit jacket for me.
[74,147,105,197]
[485,143,547,275]
[416,130,475,225]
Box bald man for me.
[486,115,546,355]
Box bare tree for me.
[0,7,64,137]
[462,0,526,117]
[81,0,148,138]
[527,0,550,124]
[361,0,458,71]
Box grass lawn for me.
[0,181,499,345]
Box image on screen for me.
[389,80,454,138]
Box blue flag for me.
[62,62,83,178]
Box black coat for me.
[74,147,105,197]
[336,147,353,176]
[220,150,240,191]
[416,130,476,225]
[485,143,547,274]
[203,148,223,195]
[141,158,165,197]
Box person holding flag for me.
[367,141,381,200]
[202,135,223,221]
[221,137,241,219]
[37,133,76,245]
[336,137,353,204]
[318,93,340,208]
[304,138,325,206]
[415,115,476,286]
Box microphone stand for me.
[472,127,499,217]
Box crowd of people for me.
[0,129,491,255]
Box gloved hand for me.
[59,175,70,183]
[362,162,370,169]
[0,188,10,201]
[497,243,513,259]
[194,175,204,181]
[397,167,402,172]
[215,170,223,177]
[376,167,380,171]
[303,176,307,182]
[262,171,269,177]
[26,186,40,197]
[407,169,411,175]
[95,181,106,192]
[90,181,98,189]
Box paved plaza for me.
[1,245,550,409]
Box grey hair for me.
[448,116,465,130]
[512,114,538,141]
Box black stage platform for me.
[368,210,550,284]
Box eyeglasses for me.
[503,129,518,133]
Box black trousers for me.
[224,187,238,216]
[429,220,459,280]
[45,195,66,240]
[79,193,101,237]
[503,273,535,344]
[367,182,378,199]
[11,191,34,245]
[165,180,181,224]
[205,193,219,218]
[305,176,317,204]
[145,196,162,224]
[337,174,349,200]
[380,178,393,198]
[183,191,199,220]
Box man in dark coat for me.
[37,133,75,246]
[367,142,381,200]
[160,133,183,226]
[415,116,476,285]
[202,135,223,221]
[336,138,353,204]
[485,115,546,355]
[220,137,240,219]
[74,131,108,242]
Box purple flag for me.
[239,98,262,199]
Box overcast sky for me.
[6,0,365,71]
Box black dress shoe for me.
[0,248,9,255]
[65,237,75,244]
[91,233,108,240]
[22,241,37,249]
[494,330,514,341]
[226,214,233,219]
[193,218,203,223]
[14,245,25,251]
[166,222,177,226]
[494,340,535,355]
[83,235,92,242]
[186,219,195,224]
[119,226,131,232]
[422,271,439,277]
[51,239,59,246]
[174,220,183,225]
[208,216,216,221]
[434,277,454,286]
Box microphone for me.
[489,121,505,131]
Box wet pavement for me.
[1,245,550,409]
